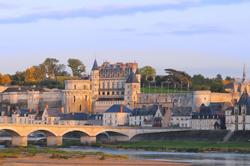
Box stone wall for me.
[138,93,193,108]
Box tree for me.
[67,58,86,77]
[0,73,12,85]
[211,74,224,92]
[41,58,66,79]
[24,66,45,84]
[140,66,156,85]
[12,71,25,85]
[165,69,192,90]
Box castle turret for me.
[91,59,100,99]
[124,72,140,108]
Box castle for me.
[0,61,249,115]
[63,60,141,113]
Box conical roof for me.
[92,59,98,71]
[126,72,139,83]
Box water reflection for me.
[61,147,250,166]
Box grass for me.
[100,140,250,153]
[0,146,128,160]
[141,87,190,94]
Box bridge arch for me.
[0,128,21,137]
[96,130,130,143]
[27,128,57,137]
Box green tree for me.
[67,58,86,77]
[165,69,192,90]
[211,74,224,92]
[12,71,25,85]
[140,66,156,85]
[41,58,66,79]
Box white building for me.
[226,91,250,130]
[103,104,132,126]
[171,107,192,128]
[129,105,165,127]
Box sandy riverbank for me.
[0,155,188,166]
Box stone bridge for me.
[0,124,186,147]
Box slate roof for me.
[2,86,43,93]
[238,92,249,105]
[88,113,103,120]
[46,108,63,117]
[131,105,165,117]
[172,107,192,116]
[92,59,99,71]
[61,113,89,121]
[105,104,132,113]
[126,72,139,83]
[237,92,250,115]
[18,109,36,116]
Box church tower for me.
[91,59,100,100]
[243,64,246,83]
[124,71,141,109]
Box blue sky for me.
[0,0,250,78]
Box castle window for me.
[80,105,82,111]
[112,92,115,95]
[74,85,76,89]
[107,92,110,95]
[74,96,76,103]
[85,95,88,101]
[102,92,105,95]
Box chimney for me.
[120,105,123,113]
[60,107,64,114]
[45,104,49,110]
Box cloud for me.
[171,25,231,35]
[0,2,18,9]
[0,0,248,24]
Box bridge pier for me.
[47,136,63,147]
[80,136,96,144]
[12,136,27,147]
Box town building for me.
[191,104,225,130]
[129,105,167,127]
[59,112,89,126]
[225,91,250,131]
[171,107,192,128]
[103,104,132,126]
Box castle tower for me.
[135,69,141,85]
[91,59,100,100]
[124,72,141,109]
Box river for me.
[61,146,250,166]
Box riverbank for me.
[98,140,250,153]
[0,155,186,166]
[0,147,187,166]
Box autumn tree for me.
[24,66,45,84]
[67,58,86,77]
[0,73,12,85]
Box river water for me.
[61,146,250,166]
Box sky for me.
[0,0,250,78]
